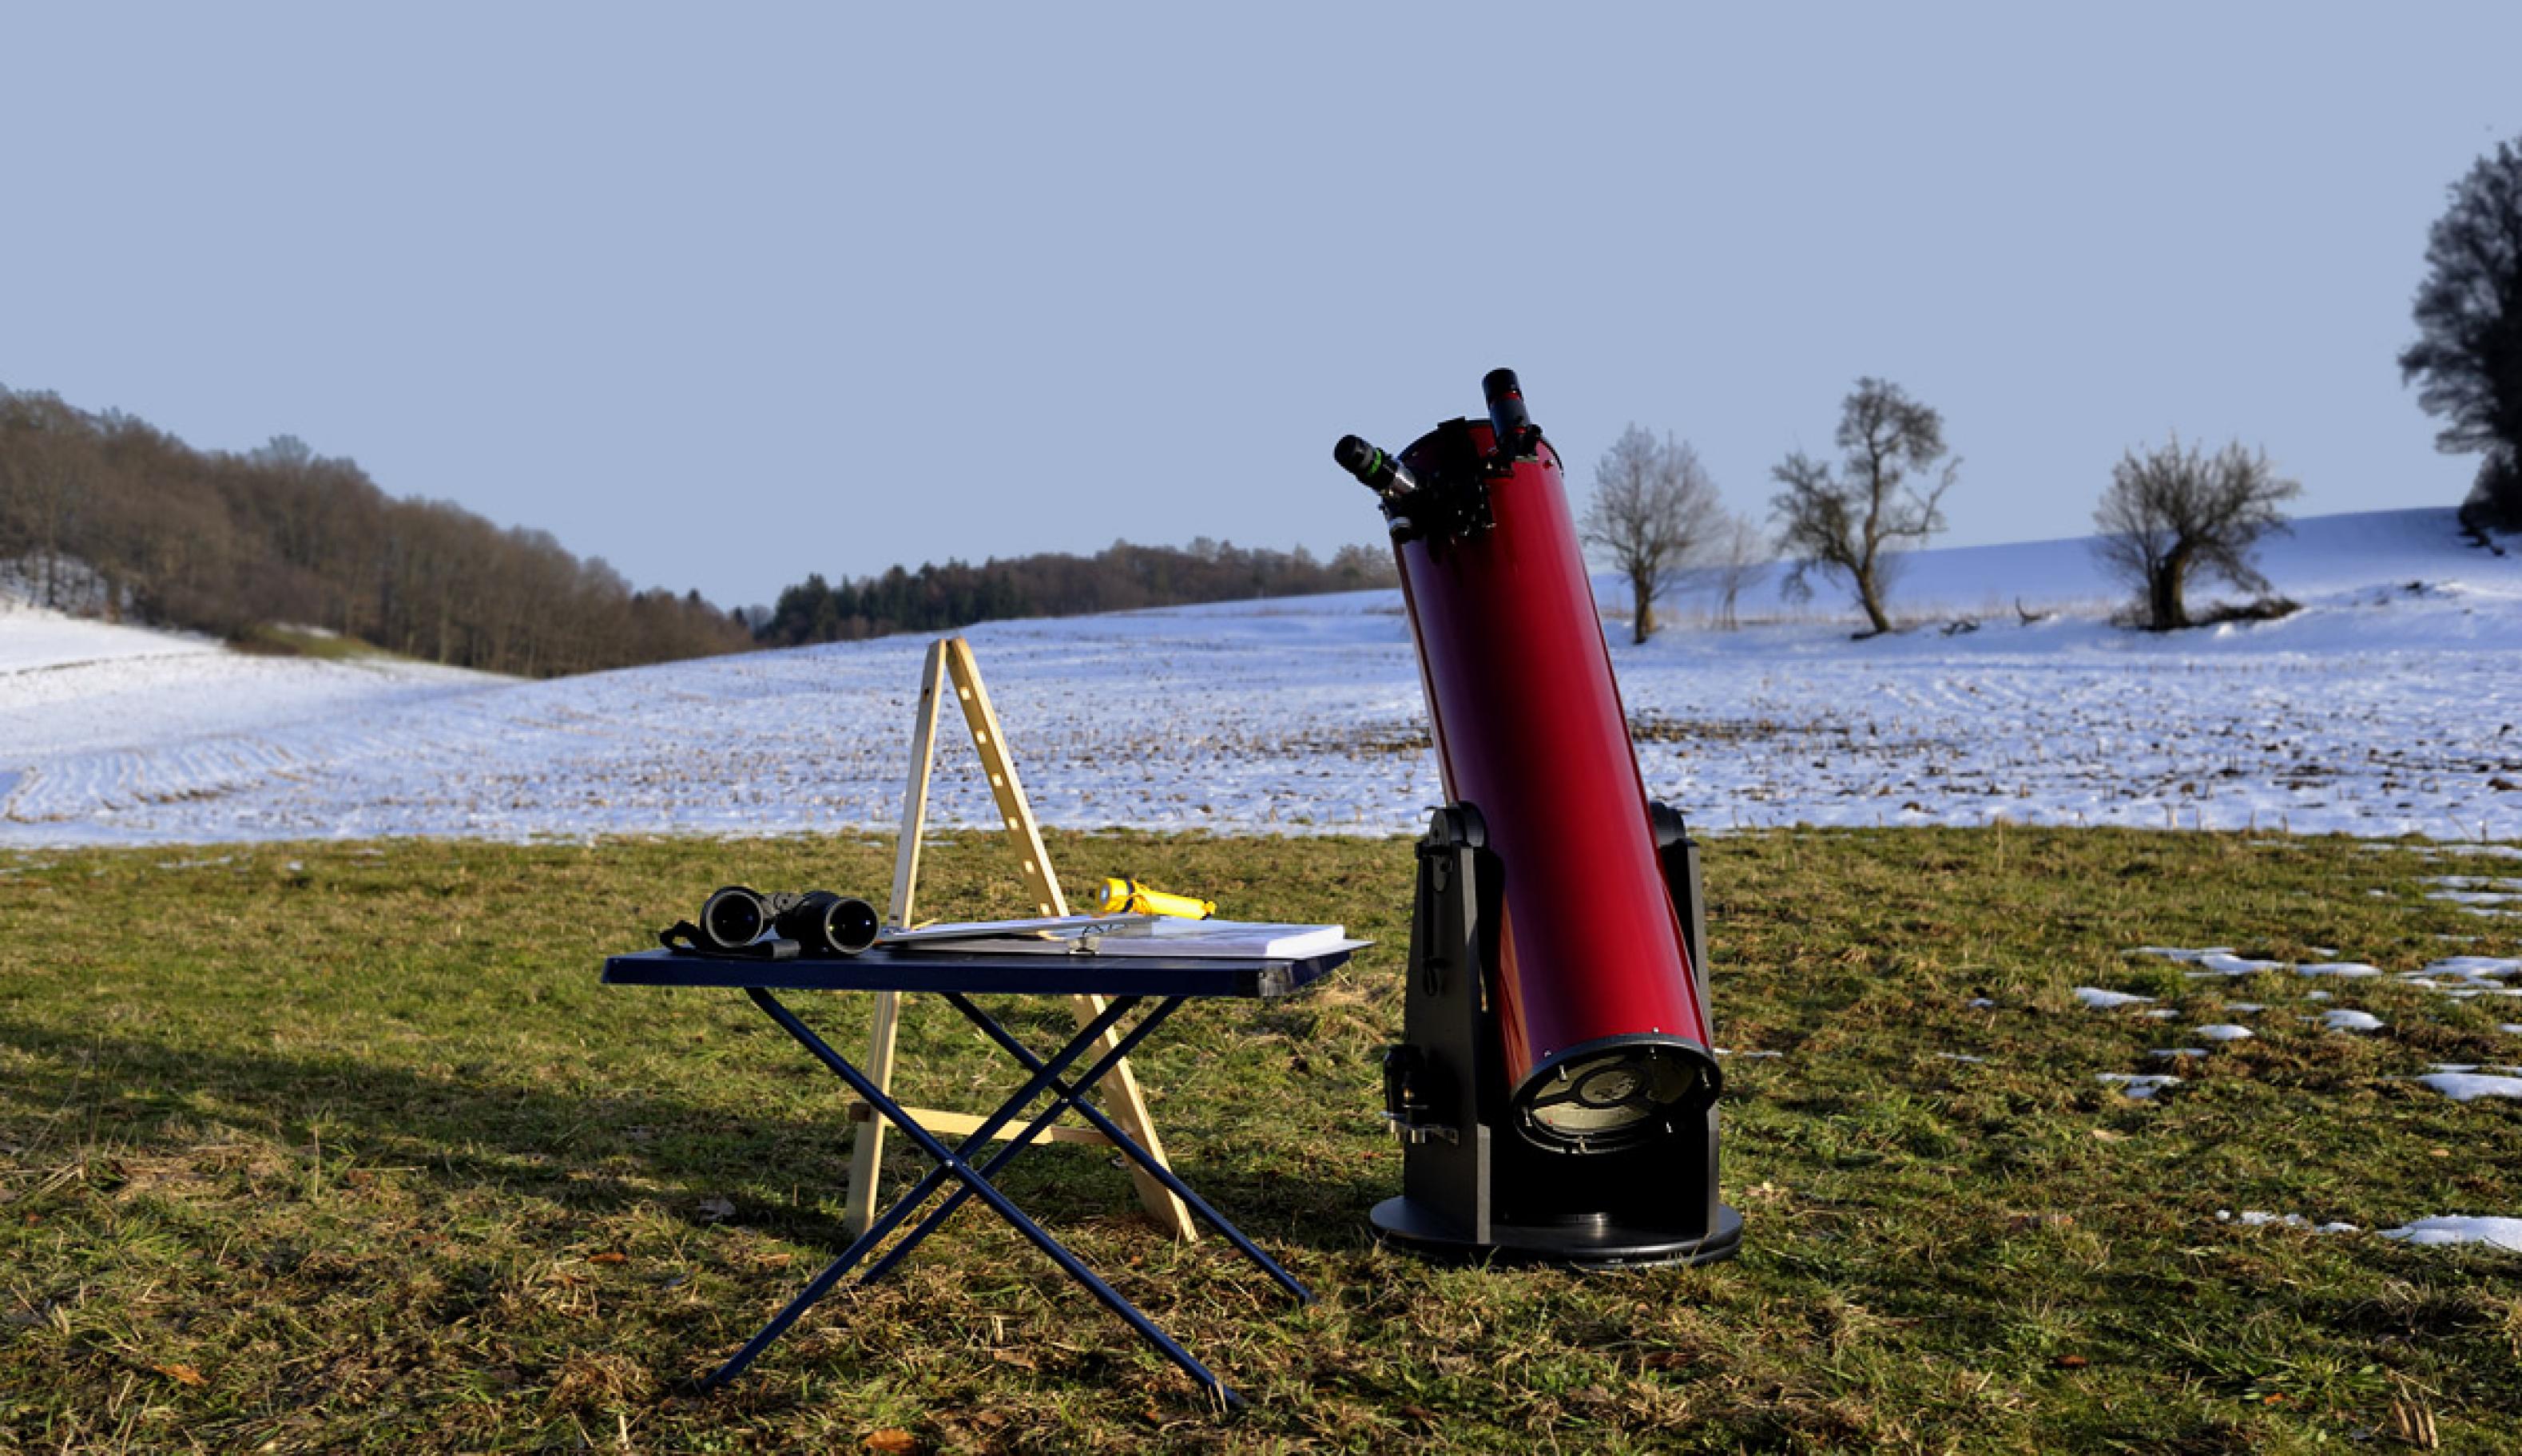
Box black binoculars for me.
[697,885,880,956]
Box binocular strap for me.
[658,922,802,961]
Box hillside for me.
[1632,505,2513,624]
[2,507,2516,847]
[0,386,753,676]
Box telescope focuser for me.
[1335,367,1547,548]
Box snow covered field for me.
[3,506,2520,847]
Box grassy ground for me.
[224,626,413,663]
[1,828,2517,1453]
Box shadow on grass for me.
[0,1014,1387,1257]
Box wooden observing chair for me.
[840,636,1197,1242]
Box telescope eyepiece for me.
[1334,434,1416,497]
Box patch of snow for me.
[2140,946,2289,977]
[0,605,219,673]
[2428,889,2522,906]
[2218,1210,2360,1233]
[2194,1024,2254,1041]
[2074,987,2155,1010]
[2321,1009,2386,1032]
[2425,956,2522,979]
[2414,1072,2522,1102]
[2306,990,2333,1001]
[2149,1048,2208,1060]
[2502,1024,2522,1035]
[2296,962,2384,978]
[2097,1073,2179,1100]
[2381,1216,2522,1252]
[1965,997,1995,1009]
[1935,1053,1987,1065]
[2223,1002,2267,1014]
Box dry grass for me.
[1,828,2518,1452]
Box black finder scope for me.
[1482,367,1539,457]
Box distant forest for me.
[0,386,752,676]
[0,383,1398,676]
[754,538,1396,645]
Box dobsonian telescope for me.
[1335,369,1742,1265]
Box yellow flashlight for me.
[1090,877,1216,919]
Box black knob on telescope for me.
[1334,434,1417,497]
[1483,367,1539,456]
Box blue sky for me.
[2,4,2513,607]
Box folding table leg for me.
[728,989,1242,1407]
[935,991,1314,1306]
[701,990,1138,1392]
[852,995,1188,1288]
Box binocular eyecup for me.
[701,884,774,949]
[697,885,880,956]
[786,890,880,955]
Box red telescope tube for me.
[1340,371,1719,1153]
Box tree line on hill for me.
[753,538,1396,646]
[0,382,1401,673]
[1587,378,2298,641]
[0,387,753,676]
[1587,130,2522,641]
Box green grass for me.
[2,829,2517,1452]
[224,625,411,663]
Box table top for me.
[602,943,1352,999]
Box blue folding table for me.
[601,942,1353,1407]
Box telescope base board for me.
[1370,1196,1744,1269]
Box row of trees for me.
[0,387,753,675]
[1580,377,1972,641]
[1584,377,2296,640]
[1584,130,2522,640]
[755,538,1395,646]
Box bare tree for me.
[1709,511,1765,630]
[1769,378,1958,636]
[1581,425,1723,643]
[2092,435,2300,630]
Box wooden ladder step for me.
[848,1100,1114,1149]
